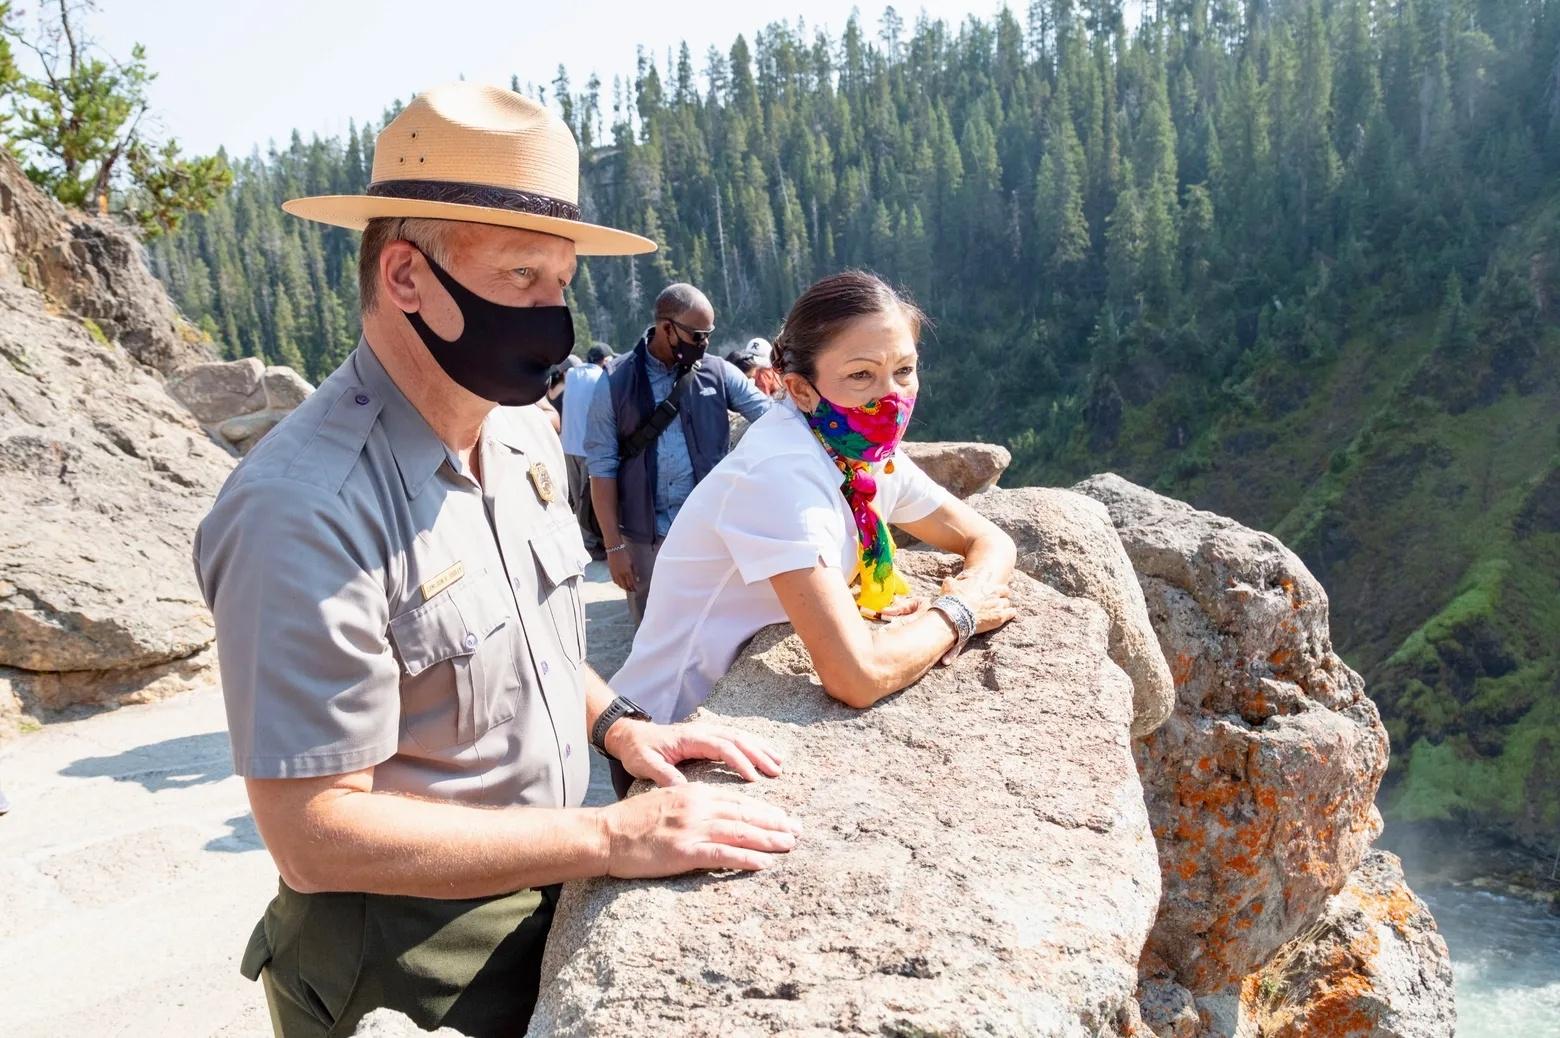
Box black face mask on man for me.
[664,320,709,370]
[403,249,575,406]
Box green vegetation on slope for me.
[1084,197,1560,853]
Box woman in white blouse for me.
[609,270,1017,759]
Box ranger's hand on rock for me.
[605,718,784,787]
[599,783,801,876]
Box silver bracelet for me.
[605,543,630,555]
[930,593,976,651]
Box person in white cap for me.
[193,83,797,1038]
[728,336,784,398]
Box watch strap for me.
[591,695,651,756]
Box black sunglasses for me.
[667,317,715,345]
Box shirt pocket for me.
[388,572,518,751]
[530,521,589,667]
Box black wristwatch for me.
[591,695,651,757]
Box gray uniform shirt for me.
[194,342,591,809]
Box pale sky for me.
[21,0,1020,160]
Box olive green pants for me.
[241,880,559,1038]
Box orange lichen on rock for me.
[1359,876,1428,942]
[1241,922,1380,1038]
[1236,851,1455,1037]
[1382,887,1423,938]
[1072,476,1402,1019]
[1176,773,1243,812]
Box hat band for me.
[366,179,581,221]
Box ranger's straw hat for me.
[283,82,655,256]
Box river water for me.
[1413,884,1560,1037]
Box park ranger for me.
[193,83,799,1038]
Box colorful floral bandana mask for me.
[806,391,917,614]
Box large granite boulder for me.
[530,550,1160,1036]
[1239,851,1455,1038]
[262,364,314,410]
[1074,474,1393,1023]
[971,485,1175,735]
[0,151,234,728]
[325,471,1446,1038]
[169,358,313,455]
[166,357,265,423]
[902,440,1011,498]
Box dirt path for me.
[0,563,634,1038]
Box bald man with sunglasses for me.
[585,283,773,629]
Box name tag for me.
[420,561,465,602]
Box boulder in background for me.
[169,356,313,455]
[902,440,1011,498]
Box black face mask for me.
[404,250,575,406]
[664,323,708,370]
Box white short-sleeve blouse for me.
[610,398,955,722]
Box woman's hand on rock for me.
[941,571,1017,635]
[877,594,929,619]
[599,783,801,877]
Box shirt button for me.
[354,393,370,405]
[540,660,551,676]
[565,743,572,758]
[463,632,478,650]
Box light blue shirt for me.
[584,347,772,537]
[559,362,604,457]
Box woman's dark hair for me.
[772,270,926,381]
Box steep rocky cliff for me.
[1070,475,1450,1036]
[525,468,1454,1037]
[0,152,236,726]
[0,151,319,731]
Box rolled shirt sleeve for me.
[194,478,401,779]
[885,449,959,525]
[714,454,845,584]
[583,371,620,480]
[723,362,774,422]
